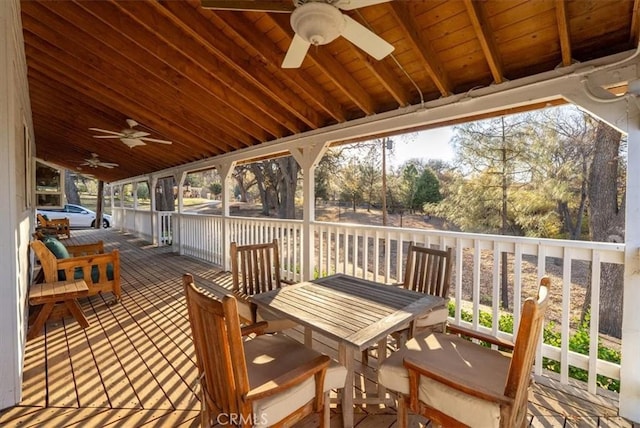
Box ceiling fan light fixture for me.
[290,2,345,46]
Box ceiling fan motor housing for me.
[290,2,345,46]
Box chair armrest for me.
[241,322,268,337]
[447,324,515,350]
[66,241,105,256]
[244,354,330,402]
[403,355,514,406]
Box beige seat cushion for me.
[244,334,347,427]
[378,332,511,428]
[414,305,448,328]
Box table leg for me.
[376,337,387,399]
[338,343,354,428]
[304,326,313,347]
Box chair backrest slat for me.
[403,242,453,299]
[231,239,282,296]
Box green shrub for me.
[448,303,620,392]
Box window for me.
[35,160,64,208]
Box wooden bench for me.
[28,279,89,340]
[30,240,121,302]
[37,213,71,239]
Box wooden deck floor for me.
[0,229,633,427]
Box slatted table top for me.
[251,273,445,351]
[29,279,89,305]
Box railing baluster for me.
[589,250,602,394]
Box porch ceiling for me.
[22,0,638,182]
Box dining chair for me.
[378,277,550,428]
[401,242,453,334]
[230,239,297,332]
[363,242,452,365]
[182,274,347,428]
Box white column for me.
[290,142,329,281]
[213,161,236,271]
[620,96,640,423]
[175,171,186,255]
[149,176,158,245]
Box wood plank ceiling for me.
[22,0,638,182]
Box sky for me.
[388,126,455,167]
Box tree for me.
[339,161,363,211]
[155,176,175,211]
[583,121,625,338]
[315,149,342,203]
[64,170,81,205]
[233,165,255,203]
[451,116,533,309]
[413,168,442,210]
[528,108,594,240]
[209,182,222,199]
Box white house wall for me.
[0,0,35,409]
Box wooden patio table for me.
[250,273,446,428]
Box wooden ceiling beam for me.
[354,47,411,108]
[27,83,179,172]
[155,1,322,129]
[30,113,146,181]
[555,0,573,67]
[388,2,452,96]
[62,0,288,139]
[463,0,504,84]
[23,36,221,160]
[102,0,303,135]
[23,1,264,146]
[268,13,377,116]
[24,48,219,164]
[197,5,347,123]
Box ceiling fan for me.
[79,153,119,169]
[201,0,395,69]
[90,119,172,148]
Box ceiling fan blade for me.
[200,0,294,12]
[341,14,394,60]
[139,137,173,145]
[121,138,147,148]
[93,135,122,139]
[89,128,123,136]
[282,34,311,69]
[334,0,392,11]
[130,131,150,138]
[99,163,119,169]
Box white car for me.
[37,204,112,229]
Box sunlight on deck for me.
[0,229,630,427]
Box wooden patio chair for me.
[30,237,121,302]
[37,213,71,239]
[363,242,453,364]
[378,277,550,428]
[230,239,297,332]
[398,242,453,335]
[182,274,347,428]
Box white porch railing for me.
[113,209,624,398]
